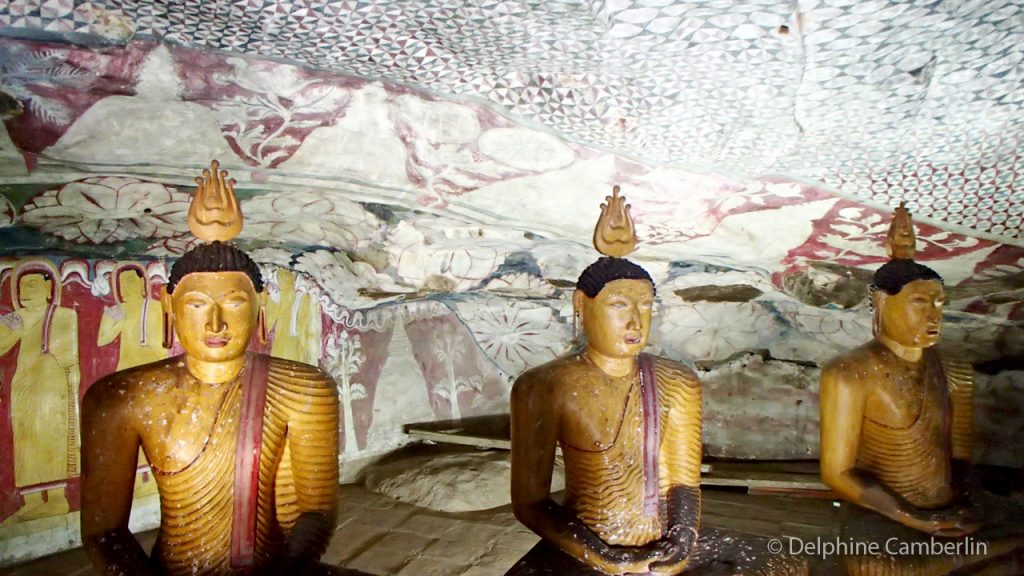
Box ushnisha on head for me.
[160,161,268,382]
[871,202,945,350]
[573,186,657,369]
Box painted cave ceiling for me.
[1,0,1024,364]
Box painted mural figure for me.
[80,161,356,576]
[97,265,166,370]
[0,263,80,518]
[507,188,804,575]
[267,268,322,366]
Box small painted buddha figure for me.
[81,161,349,575]
[97,264,167,371]
[0,261,80,518]
[819,203,979,537]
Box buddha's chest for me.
[138,385,282,474]
[560,383,642,452]
[865,365,944,429]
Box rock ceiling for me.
[1,1,1024,365]
[4,0,1022,239]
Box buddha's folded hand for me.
[913,505,982,538]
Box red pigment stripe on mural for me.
[41,303,55,354]
[638,354,659,518]
[230,354,269,568]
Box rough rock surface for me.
[701,353,821,460]
[364,446,565,512]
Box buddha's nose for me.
[627,308,640,329]
[208,305,226,333]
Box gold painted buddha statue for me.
[507,188,805,575]
[80,161,349,575]
[819,203,978,537]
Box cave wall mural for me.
[1,32,1024,563]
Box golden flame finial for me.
[886,201,916,260]
[593,185,637,258]
[188,159,243,242]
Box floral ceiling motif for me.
[240,190,383,250]
[19,177,190,244]
[1,0,1021,241]
[454,298,568,377]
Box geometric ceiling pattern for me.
[1,0,1023,241]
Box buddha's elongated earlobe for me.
[871,289,882,338]
[257,304,268,345]
[571,289,586,348]
[161,286,174,349]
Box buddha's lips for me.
[205,337,229,347]
[624,335,642,344]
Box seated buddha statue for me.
[80,161,352,575]
[507,188,805,576]
[819,203,979,538]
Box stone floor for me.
[0,484,543,576]
[2,485,833,576]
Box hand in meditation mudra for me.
[820,203,979,538]
[80,161,344,575]
[508,187,703,575]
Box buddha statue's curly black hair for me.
[872,259,942,295]
[167,241,264,294]
[576,256,654,297]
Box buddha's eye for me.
[223,296,248,308]
[181,293,211,309]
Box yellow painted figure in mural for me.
[267,268,321,365]
[97,267,166,371]
[0,264,80,518]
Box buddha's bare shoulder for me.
[84,357,183,408]
[93,357,182,389]
[514,354,588,391]
[821,341,886,384]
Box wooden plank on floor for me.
[701,469,829,491]
[407,428,511,450]
[748,486,838,499]
[405,421,830,493]
[406,416,712,473]
[701,491,835,528]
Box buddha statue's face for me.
[877,279,944,349]
[118,270,146,303]
[17,273,52,309]
[577,279,654,359]
[171,271,258,364]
